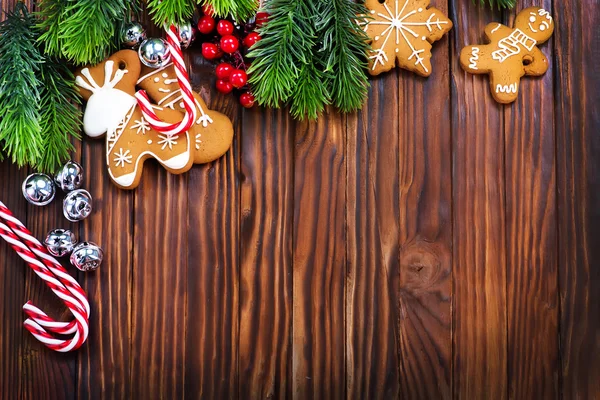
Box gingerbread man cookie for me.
[360,0,453,76]
[75,50,234,190]
[137,63,234,164]
[459,7,555,104]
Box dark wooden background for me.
[1,0,599,398]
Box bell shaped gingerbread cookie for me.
[75,50,234,189]
[360,0,453,76]
[459,7,555,104]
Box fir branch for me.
[0,3,44,167]
[147,0,196,27]
[477,0,516,8]
[35,0,68,58]
[58,0,129,65]
[247,0,314,109]
[37,59,81,173]
[316,0,370,113]
[199,0,258,22]
[290,61,329,120]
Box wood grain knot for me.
[400,242,444,291]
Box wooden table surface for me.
[1,0,599,399]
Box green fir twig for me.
[477,0,516,9]
[199,0,258,22]
[147,0,196,27]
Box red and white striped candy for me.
[135,25,197,137]
[0,201,89,352]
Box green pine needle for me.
[57,0,129,65]
[35,0,68,59]
[199,0,258,22]
[0,3,44,167]
[477,0,516,8]
[290,62,329,120]
[37,59,81,173]
[147,0,196,27]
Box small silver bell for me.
[138,38,171,68]
[121,21,147,49]
[54,160,84,192]
[44,229,77,257]
[22,173,56,206]
[70,242,103,271]
[63,189,93,222]
[177,22,195,49]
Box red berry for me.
[240,92,255,108]
[220,35,239,53]
[230,69,248,88]
[255,12,269,28]
[201,42,219,60]
[202,4,214,17]
[243,32,261,48]
[216,79,233,94]
[197,16,215,34]
[217,20,234,36]
[215,63,234,80]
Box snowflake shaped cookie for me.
[361,0,452,76]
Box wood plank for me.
[450,3,508,399]
[129,150,188,399]
[397,2,453,397]
[0,162,27,400]
[76,138,133,399]
[503,2,559,399]
[185,52,240,399]
[239,107,293,399]
[554,1,600,398]
[293,114,346,399]
[346,72,400,399]
[22,162,80,400]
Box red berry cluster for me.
[197,5,265,108]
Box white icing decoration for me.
[469,47,480,69]
[113,148,132,167]
[491,23,501,34]
[361,0,449,73]
[157,134,178,150]
[496,83,518,94]
[154,77,160,83]
[162,73,168,78]
[195,134,202,150]
[491,29,535,63]
[76,61,136,137]
[130,118,150,134]
[158,88,171,93]
[179,101,185,108]
[147,139,153,144]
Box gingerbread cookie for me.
[137,63,234,164]
[360,0,452,76]
[459,7,554,104]
[75,50,234,190]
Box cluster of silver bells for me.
[22,161,93,222]
[120,21,195,69]
[44,229,103,272]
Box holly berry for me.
[230,69,248,88]
[255,12,269,28]
[240,92,255,108]
[243,32,261,48]
[201,42,219,60]
[217,20,234,36]
[202,4,215,17]
[197,15,215,34]
[216,79,234,94]
[220,35,239,53]
[215,63,234,80]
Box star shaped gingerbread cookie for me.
[360,0,453,77]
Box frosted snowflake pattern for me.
[113,148,132,168]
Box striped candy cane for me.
[0,201,89,352]
[135,25,197,136]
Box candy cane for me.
[0,201,89,352]
[135,25,197,136]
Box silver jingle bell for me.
[63,189,93,222]
[54,160,84,192]
[138,38,171,68]
[177,22,195,49]
[44,229,77,257]
[121,21,147,49]
[22,173,56,206]
[70,242,103,271]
